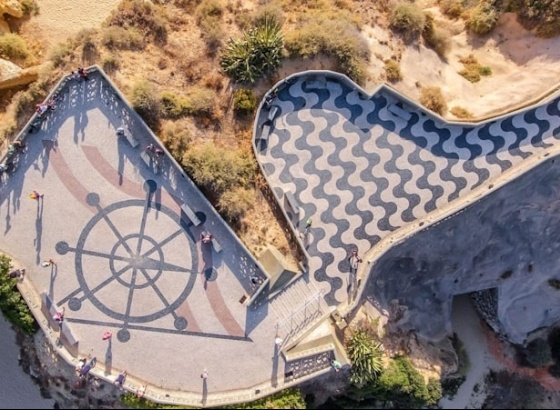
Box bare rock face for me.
[0,0,24,19]
[366,157,560,346]
[0,58,40,90]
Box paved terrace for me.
[253,72,560,310]
[0,69,329,407]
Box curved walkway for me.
[253,71,560,307]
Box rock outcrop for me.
[365,156,560,346]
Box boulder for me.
[0,58,39,91]
[0,0,24,19]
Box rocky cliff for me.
[365,156,560,345]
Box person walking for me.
[42,258,55,267]
[102,330,113,340]
[201,369,208,380]
[29,191,43,200]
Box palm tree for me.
[220,15,283,84]
[346,328,383,386]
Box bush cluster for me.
[233,88,257,116]
[423,13,451,58]
[466,2,499,35]
[389,2,427,39]
[284,12,369,84]
[439,0,464,18]
[346,328,383,386]
[420,86,447,115]
[0,33,30,62]
[101,26,145,50]
[517,0,560,37]
[160,122,190,161]
[160,86,217,119]
[384,59,402,82]
[221,16,284,84]
[131,81,161,130]
[450,106,474,119]
[196,0,225,51]
[458,54,492,82]
[106,0,168,45]
[0,255,37,334]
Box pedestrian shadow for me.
[104,337,113,376]
[117,137,126,186]
[202,378,208,406]
[48,263,58,300]
[201,242,214,291]
[34,197,44,264]
[271,343,281,388]
[4,195,11,234]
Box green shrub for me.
[221,16,283,84]
[160,87,217,119]
[20,0,40,16]
[389,2,427,39]
[384,59,402,82]
[517,0,560,38]
[131,81,161,129]
[102,26,145,50]
[160,122,190,160]
[221,388,306,409]
[423,13,451,58]
[49,43,72,68]
[450,106,474,119]
[106,0,168,45]
[420,86,447,115]
[426,377,443,405]
[218,187,255,222]
[233,88,257,116]
[284,12,369,84]
[458,54,492,82]
[372,356,432,408]
[346,328,383,386]
[0,255,38,334]
[0,33,29,62]
[439,0,463,18]
[102,55,120,73]
[182,143,255,195]
[466,2,499,35]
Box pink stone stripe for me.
[46,141,97,212]
[205,280,245,337]
[175,300,202,333]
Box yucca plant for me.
[220,15,283,84]
[346,328,383,386]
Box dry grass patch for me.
[450,106,473,119]
[420,86,447,115]
[458,54,492,83]
[384,59,402,82]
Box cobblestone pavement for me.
[254,75,560,306]
[0,70,291,403]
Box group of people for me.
[35,98,56,117]
[71,67,89,82]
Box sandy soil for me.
[23,1,560,120]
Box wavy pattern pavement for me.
[253,72,560,306]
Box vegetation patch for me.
[439,0,464,19]
[105,0,168,45]
[160,86,217,119]
[131,80,161,130]
[0,33,30,63]
[196,0,225,52]
[516,0,560,37]
[450,106,474,119]
[221,16,283,84]
[422,13,451,59]
[0,255,38,334]
[233,88,258,116]
[346,327,383,386]
[384,59,402,82]
[465,1,499,36]
[458,54,492,83]
[284,11,369,84]
[389,2,427,40]
[101,26,145,50]
[420,86,447,115]
[518,338,552,368]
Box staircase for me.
[270,278,332,348]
